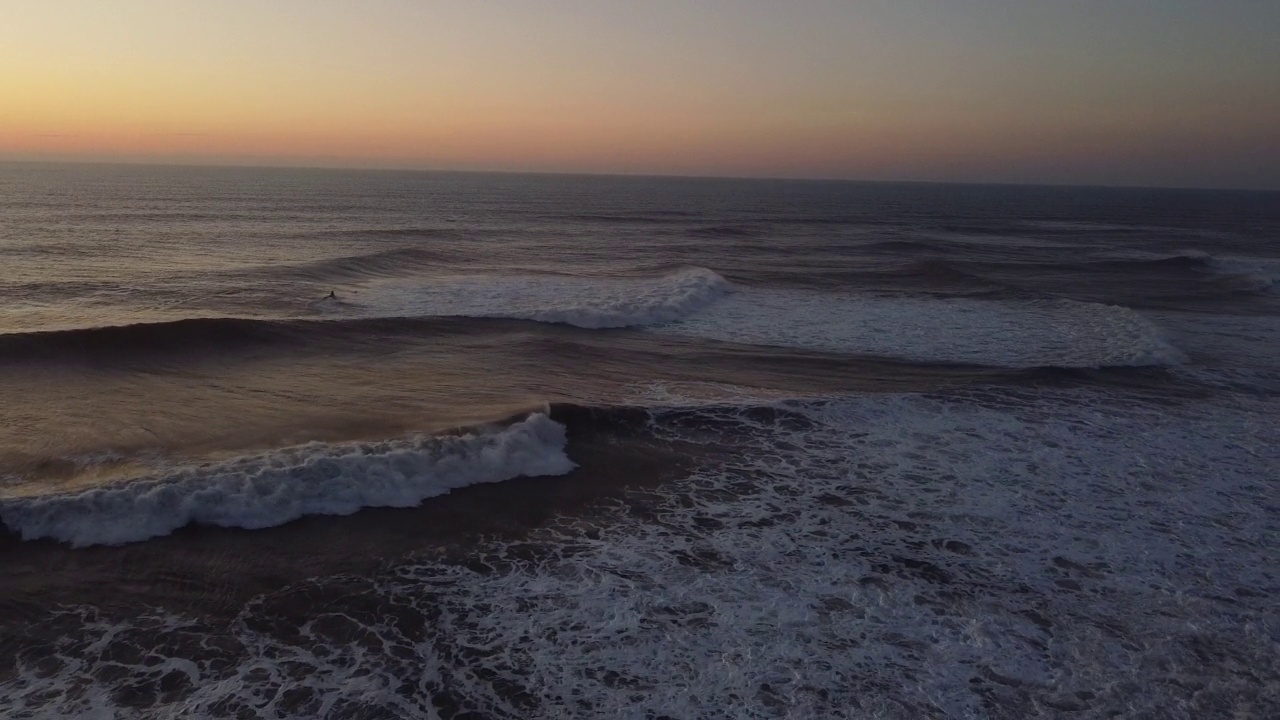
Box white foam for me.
[1147,311,1280,392]
[1213,254,1280,293]
[354,267,1181,367]
[4,390,1275,718]
[0,414,574,547]
[662,290,1184,367]
[1102,250,1279,294]
[355,266,731,329]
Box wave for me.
[658,291,1186,368]
[727,244,1274,301]
[862,258,1018,289]
[881,248,1218,273]
[2,388,1274,717]
[316,227,458,240]
[0,414,575,547]
[241,246,457,283]
[1202,271,1275,295]
[957,250,1220,276]
[0,314,544,367]
[553,213,688,224]
[0,400,814,548]
[1088,249,1213,267]
[831,244,1218,270]
[736,263,1023,300]
[526,268,730,328]
[0,265,731,363]
[0,266,1186,370]
[358,266,732,330]
[0,316,319,363]
[1210,255,1280,295]
[814,249,1276,306]
[687,225,760,238]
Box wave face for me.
[0,414,574,547]
[355,266,731,329]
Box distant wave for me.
[0,414,574,547]
[523,268,731,328]
[553,213,687,224]
[1209,255,1280,295]
[358,267,1186,368]
[358,266,732,330]
[657,291,1188,369]
[1012,249,1216,273]
[0,315,518,365]
[243,246,456,283]
[0,265,1193,371]
[2,263,733,363]
[791,248,1275,305]
[687,225,761,238]
[0,316,328,364]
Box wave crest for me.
[358,267,731,329]
[0,414,574,547]
[660,292,1186,368]
[524,268,730,328]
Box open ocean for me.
[0,162,1277,719]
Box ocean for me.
[0,162,1276,719]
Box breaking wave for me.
[659,291,1186,368]
[0,414,574,547]
[3,391,1276,717]
[0,273,1187,371]
[357,266,732,329]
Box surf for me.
[0,414,574,547]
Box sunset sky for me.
[3,1,1277,188]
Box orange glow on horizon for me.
[2,1,1277,188]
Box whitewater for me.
[0,164,1276,719]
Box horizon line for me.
[1,157,1276,194]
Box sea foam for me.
[355,266,731,329]
[352,268,1183,368]
[661,290,1186,368]
[0,414,574,547]
[4,390,1275,718]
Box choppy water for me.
[0,162,1277,718]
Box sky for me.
[2,1,1277,188]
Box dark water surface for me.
[1,163,1277,718]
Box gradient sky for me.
[3,1,1278,188]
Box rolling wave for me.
[239,246,458,283]
[0,399,926,547]
[356,268,1186,368]
[659,291,1187,368]
[687,225,761,238]
[282,247,453,281]
[0,315,522,364]
[0,316,322,363]
[958,250,1218,274]
[357,266,732,329]
[0,413,574,547]
[0,263,1190,370]
[827,249,1270,305]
